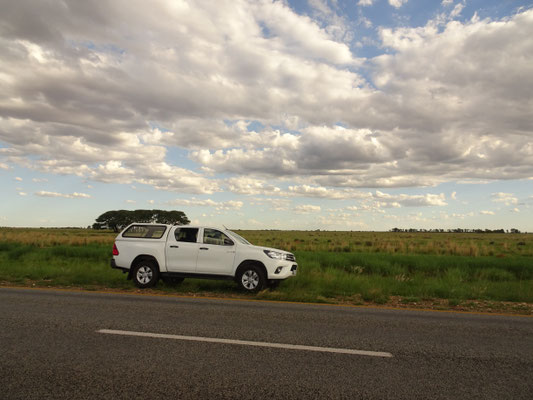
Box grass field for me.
[0,228,532,312]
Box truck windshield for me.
[227,230,251,245]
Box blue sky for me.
[1,0,532,230]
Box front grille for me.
[286,253,296,261]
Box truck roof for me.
[125,223,231,231]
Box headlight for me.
[264,250,285,259]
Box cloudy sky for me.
[1,0,532,230]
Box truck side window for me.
[123,225,167,239]
[203,229,234,246]
[174,228,199,243]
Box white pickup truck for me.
[111,223,297,292]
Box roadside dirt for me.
[2,281,531,316]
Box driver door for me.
[195,228,236,275]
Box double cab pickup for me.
[111,224,297,292]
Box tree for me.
[154,210,190,225]
[93,209,189,232]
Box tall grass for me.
[0,242,128,287]
[2,228,532,257]
[264,251,532,303]
[0,228,115,247]
[237,230,533,257]
[1,228,532,304]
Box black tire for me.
[132,259,159,288]
[237,264,266,292]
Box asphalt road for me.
[0,287,532,399]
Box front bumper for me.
[267,262,298,279]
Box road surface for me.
[0,287,532,399]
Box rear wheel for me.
[237,264,266,292]
[132,259,159,288]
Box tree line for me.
[92,209,190,232]
[390,228,522,234]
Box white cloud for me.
[441,0,454,6]
[450,3,464,18]
[225,177,281,196]
[389,0,408,9]
[249,197,291,211]
[450,212,474,219]
[317,213,368,229]
[480,210,495,215]
[125,200,136,204]
[256,1,355,65]
[285,185,447,208]
[373,10,533,183]
[374,191,447,207]
[191,126,400,184]
[168,198,243,211]
[0,0,531,216]
[90,161,135,184]
[35,191,91,199]
[0,0,357,191]
[491,192,518,206]
[14,177,23,181]
[307,0,353,43]
[293,204,321,214]
[287,185,372,200]
[18,192,27,196]
[451,191,457,200]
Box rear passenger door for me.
[165,227,200,272]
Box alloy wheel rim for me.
[242,270,259,289]
[137,266,153,284]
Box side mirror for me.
[224,238,234,246]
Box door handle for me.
[170,245,179,248]
[200,247,209,250]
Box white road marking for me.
[97,329,393,358]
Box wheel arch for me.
[235,260,267,281]
[128,254,160,280]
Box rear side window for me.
[175,227,199,243]
[122,225,167,239]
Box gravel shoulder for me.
[2,281,531,316]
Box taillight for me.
[112,243,119,256]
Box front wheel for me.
[132,260,159,288]
[237,265,266,292]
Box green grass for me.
[0,229,532,305]
[236,230,533,257]
[0,242,129,288]
[266,251,533,303]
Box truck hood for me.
[250,244,293,256]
